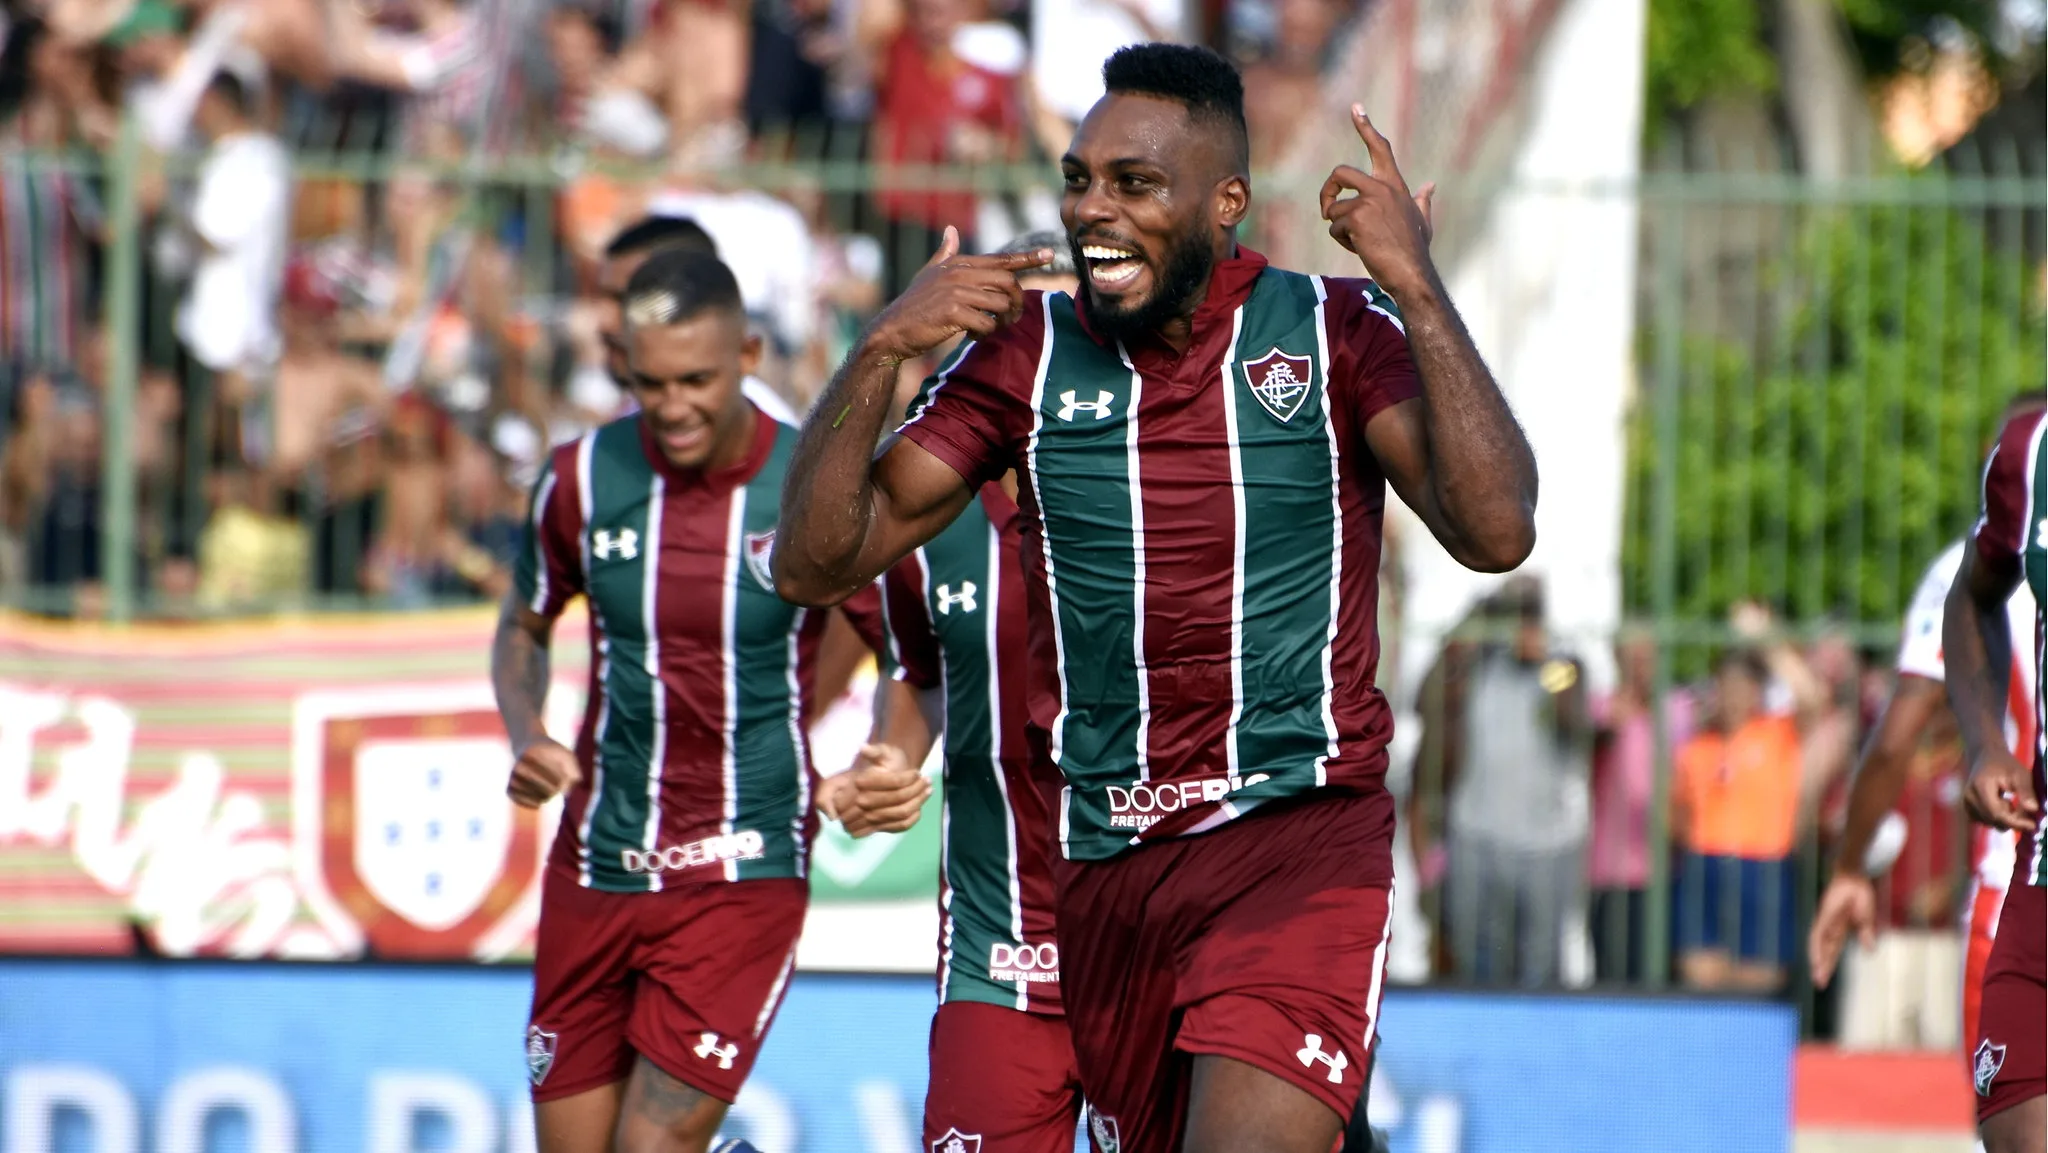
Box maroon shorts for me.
[1974,878,2045,1125]
[924,1001,1084,1153]
[1054,792,1395,1153]
[525,867,806,1104]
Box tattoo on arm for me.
[1393,280,1538,570]
[775,349,905,603]
[491,599,552,752]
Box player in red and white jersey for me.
[1945,402,2047,1153]
[1810,534,2038,1050]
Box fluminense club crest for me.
[930,1128,982,1153]
[1974,1038,2007,1096]
[745,530,777,591]
[1087,1106,1121,1153]
[527,1024,558,1085]
[1240,348,1315,423]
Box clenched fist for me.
[508,736,581,808]
[817,743,932,838]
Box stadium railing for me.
[0,117,2041,1043]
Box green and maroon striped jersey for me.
[513,410,882,892]
[897,250,1418,863]
[880,483,1063,1014]
[1972,407,2047,887]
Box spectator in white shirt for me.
[177,72,290,414]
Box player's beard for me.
[1073,227,1216,346]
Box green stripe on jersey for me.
[917,499,1028,1008]
[1028,298,1146,846]
[730,429,809,881]
[1227,270,1342,790]
[576,420,665,889]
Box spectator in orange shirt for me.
[1674,610,1825,992]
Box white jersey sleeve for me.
[1896,540,1966,681]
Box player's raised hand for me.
[861,226,1054,364]
[1964,748,2040,832]
[837,743,932,837]
[1808,874,1878,988]
[508,736,581,808]
[1320,106,1437,296]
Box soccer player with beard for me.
[774,43,1536,1153]
[1946,401,2047,1153]
[493,248,897,1153]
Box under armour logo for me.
[935,581,979,615]
[1057,389,1114,422]
[1295,1033,1347,1084]
[694,1032,740,1070]
[592,528,639,561]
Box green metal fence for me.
[2,125,2042,1028]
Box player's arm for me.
[1809,672,1945,986]
[1323,109,1536,574]
[774,227,1054,606]
[1945,542,2028,830]
[494,461,584,809]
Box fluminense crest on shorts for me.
[1240,348,1315,424]
[526,1025,558,1085]
[930,1128,982,1153]
[1087,1106,1120,1153]
[1974,1038,2007,1096]
[745,530,777,591]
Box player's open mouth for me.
[660,427,707,455]
[1081,244,1144,291]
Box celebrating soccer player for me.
[491,248,888,1153]
[775,42,1536,1153]
[1945,400,2047,1153]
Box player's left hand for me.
[1320,106,1437,297]
[1964,748,2040,832]
[829,743,932,838]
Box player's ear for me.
[1215,173,1250,230]
[738,326,764,378]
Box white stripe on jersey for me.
[984,517,1028,1011]
[784,606,811,878]
[639,474,667,892]
[1361,882,1394,1055]
[1116,338,1151,785]
[574,434,606,887]
[526,470,557,614]
[1022,296,1074,853]
[918,546,960,1002]
[719,490,747,882]
[1311,278,1343,786]
[1218,305,1250,789]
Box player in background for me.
[597,216,801,427]
[1809,526,2039,1050]
[491,248,888,1153]
[774,42,1536,1153]
[1944,401,2046,1153]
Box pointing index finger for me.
[960,248,1058,272]
[1351,105,1409,194]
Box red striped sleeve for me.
[881,553,942,690]
[513,442,585,619]
[1324,277,1421,432]
[1973,409,2044,570]
[894,295,1045,488]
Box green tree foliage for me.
[1645,0,1778,126]
[1622,196,2046,633]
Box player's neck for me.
[702,401,759,475]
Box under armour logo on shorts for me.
[1296,1033,1348,1084]
[695,1032,740,1070]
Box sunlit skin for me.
[1060,93,1247,350]
[625,309,763,471]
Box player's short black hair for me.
[1101,43,1248,169]
[620,247,744,331]
[604,215,718,262]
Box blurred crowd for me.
[1402,575,1971,1044]
[0,0,1368,615]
